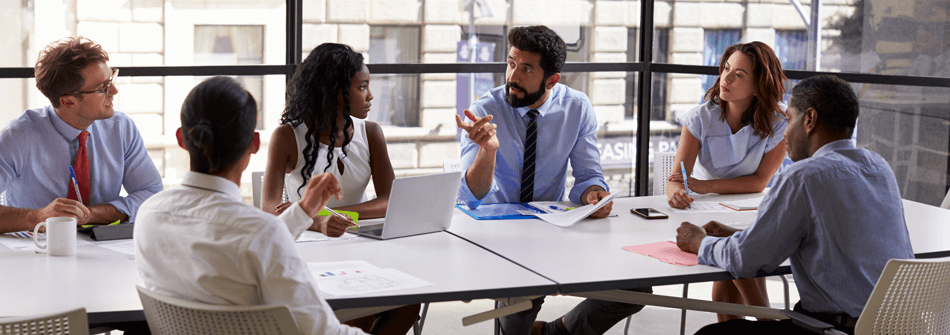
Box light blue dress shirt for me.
[681,101,787,180]
[0,106,163,222]
[458,83,608,208]
[697,139,914,317]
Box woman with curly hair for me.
[262,43,417,335]
[666,41,789,322]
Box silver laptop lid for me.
[359,171,462,239]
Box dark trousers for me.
[499,286,653,335]
[695,302,857,335]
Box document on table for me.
[295,230,357,243]
[95,240,136,259]
[719,196,764,211]
[308,260,432,297]
[622,241,698,266]
[0,232,92,252]
[669,201,734,213]
[532,192,619,227]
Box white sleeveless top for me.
[284,118,371,207]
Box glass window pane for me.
[857,83,950,206]
[0,0,285,67]
[824,0,950,77]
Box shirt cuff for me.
[457,172,499,209]
[696,235,723,266]
[106,198,131,222]
[569,178,608,204]
[278,202,312,239]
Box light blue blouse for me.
[680,101,787,180]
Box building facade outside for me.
[1,0,947,206]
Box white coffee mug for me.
[33,217,77,256]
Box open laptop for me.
[354,171,463,240]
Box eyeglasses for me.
[70,68,118,95]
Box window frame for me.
[2,0,950,197]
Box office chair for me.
[778,257,950,335]
[0,307,89,335]
[251,171,289,210]
[136,286,302,335]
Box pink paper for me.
[622,241,698,266]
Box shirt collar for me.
[48,105,91,141]
[181,171,243,202]
[813,139,856,158]
[516,83,561,118]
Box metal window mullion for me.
[635,0,655,197]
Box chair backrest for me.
[251,171,264,209]
[137,286,302,335]
[652,151,676,196]
[0,307,89,335]
[443,160,462,173]
[855,257,950,335]
[940,188,950,209]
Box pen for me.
[680,161,691,209]
[325,206,360,230]
[69,166,83,204]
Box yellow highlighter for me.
[81,220,121,229]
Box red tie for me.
[68,131,90,205]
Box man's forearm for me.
[0,207,39,233]
[466,147,497,199]
[88,204,128,224]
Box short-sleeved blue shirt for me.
[680,100,787,180]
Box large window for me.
[194,25,266,130]
[0,0,948,205]
[368,26,421,127]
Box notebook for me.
[354,171,463,240]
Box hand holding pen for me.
[666,162,695,209]
[681,161,691,209]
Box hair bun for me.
[188,119,214,145]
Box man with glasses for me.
[0,36,162,234]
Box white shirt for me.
[680,100,787,180]
[134,171,365,335]
[284,119,371,206]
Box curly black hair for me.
[282,43,364,196]
[507,25,567,78]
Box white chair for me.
[136,286,301,335]
[781,257,950,335]
[0,307,89,335]
[443,160,462,173]
[251,171,264,209]
[252,171,289,210]
[940,188,950,209]
[652,151,677,196]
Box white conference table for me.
[0,231,558,325]
[2,194,947,325]
[447,194,950,294]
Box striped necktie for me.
[520,110,539,203]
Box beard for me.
[504,80,547,108]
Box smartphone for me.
[630,208,669,220]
